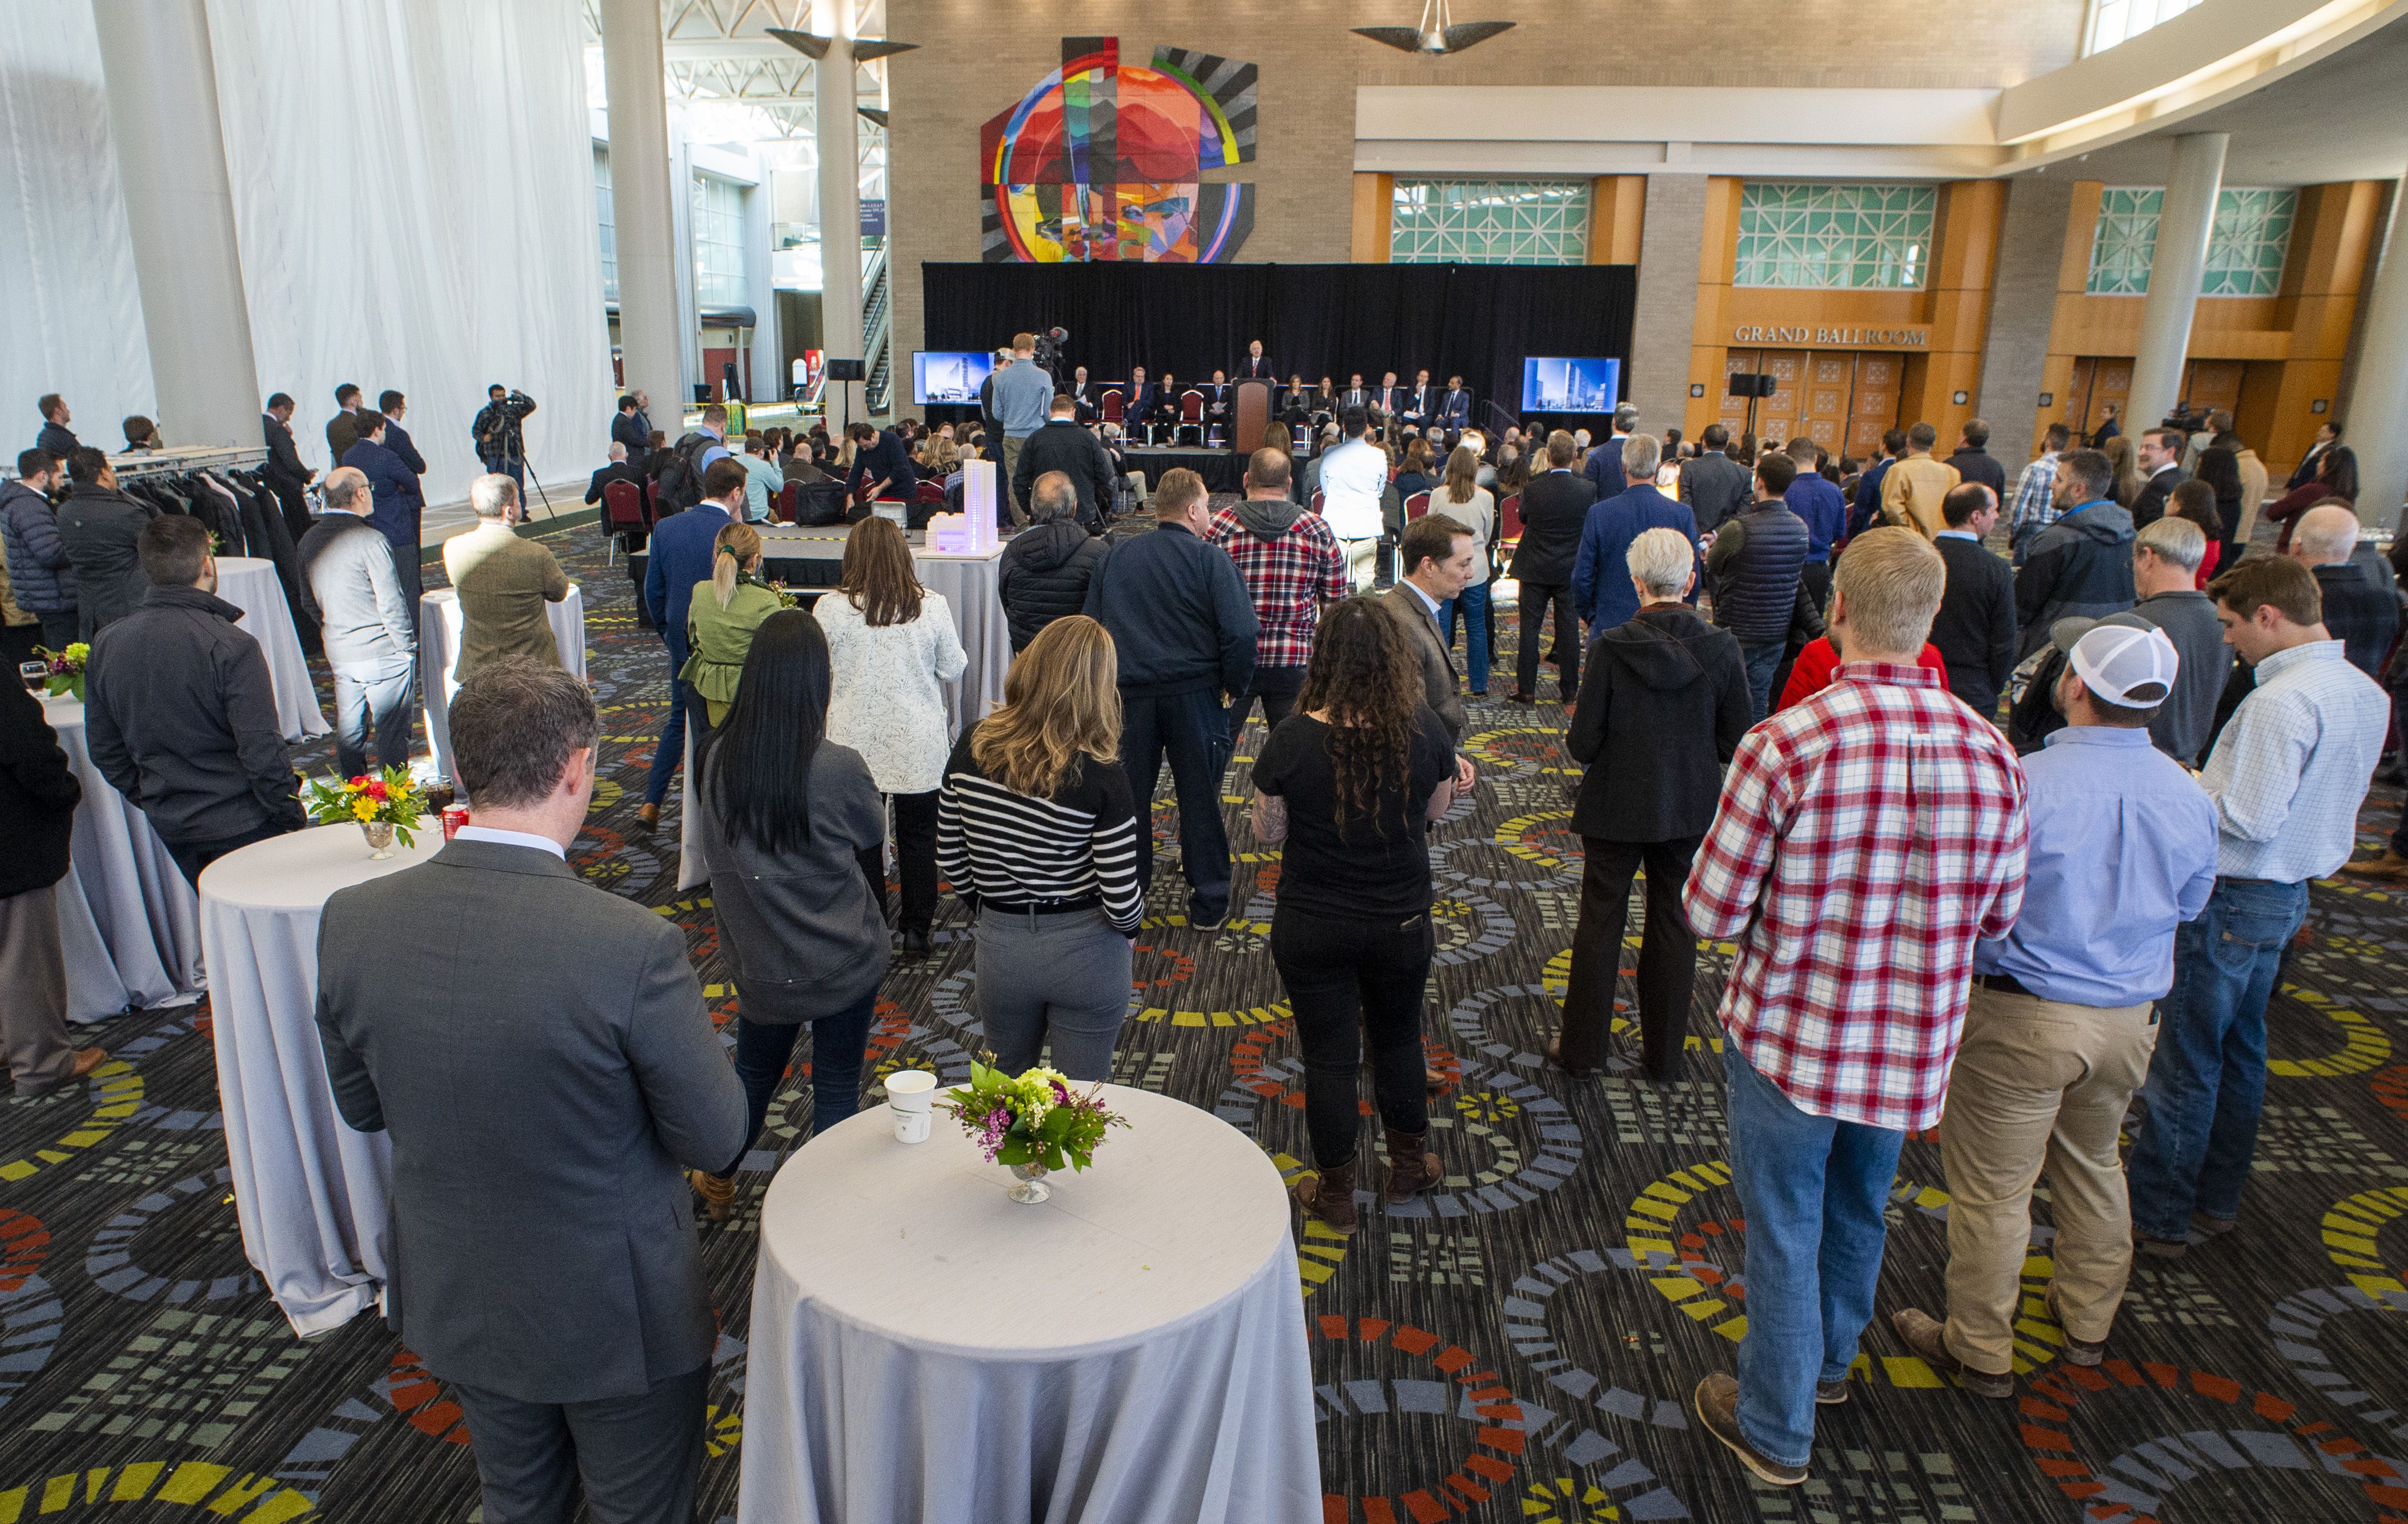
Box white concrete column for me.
[816,9,865,430]
[601,0,689,430]
[2126,133,2228,436]
[2350,174,2408,529]
[90,0,259,447]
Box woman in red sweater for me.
[1775,637,1948,713]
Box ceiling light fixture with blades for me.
[1351,0,1515,55]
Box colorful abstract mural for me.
[980,37,1257,263]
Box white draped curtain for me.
[203,0,612,495]
[0,2,155,454]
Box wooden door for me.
[2181,359,2242,423]
[1796,352,1854,455]
[1721,351,1760,436]
[1756,350,1804,445]
[1849,354,1900,462]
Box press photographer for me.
[472,383,538,500]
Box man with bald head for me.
[2287,502,2397,678]
[298,465,418,777]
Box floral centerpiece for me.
[303,767,426,858]
[32,643,87,701]
[944,1062,1127,1203]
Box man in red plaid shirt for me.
[1209,447,1350,740]
[1680,527,2029,1487]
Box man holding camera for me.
[473,384,539,503]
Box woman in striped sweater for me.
[937,615,1142,1080]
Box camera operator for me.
[472,383,539,502]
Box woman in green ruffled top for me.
[681,522,782,729]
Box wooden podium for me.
[1233,380,1273,454]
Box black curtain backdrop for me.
[920,262,1636,420]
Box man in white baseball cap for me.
[1891,617,2218,1398]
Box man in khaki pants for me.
[1892,620,2216,1395]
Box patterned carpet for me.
[7,515,2408,1523]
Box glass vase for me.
[362,820,396,860]
[1008,1163,1051,1204]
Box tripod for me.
[495,424,555,522]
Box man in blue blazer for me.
[1438,376,1473,433]
[1125,367,1163,443]
[1571,432,1698,633]
[378,390,428,481]
[637,459,743,827]
[343,411,427,611]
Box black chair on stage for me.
[1176,390,1205,447]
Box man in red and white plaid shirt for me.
[1680,528,2029,1488]
[1209,447,1349,740]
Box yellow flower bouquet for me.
[303,766,425,857]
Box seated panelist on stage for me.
[1071,366,1098,424]
[1404,370,1438,428]
[1377,371,1405,420]
[1206,371,1231,418]
[1439,376,1473,432]
[1339,374,1371,414]
[1126,367,1163,427]
[1237,339,1275,381]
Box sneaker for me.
[1692,1373,1806,1486]
[1890,1308,2013,1398]
[2042,1283,2105,1367]
[1189,900,1229,932]
[2133,1228,2188,1261]
[898,928,932,960]
[1815,1378,1849,1406]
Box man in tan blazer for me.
[443,473,571,680]
[1880,420,1962,539]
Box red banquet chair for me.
[601,480,647,565]
[1176,389,1205,446]
[772,480,800,524]
[916,480,946,504]
[1498,492,1523,550]
[1310,490,1326,515]
[1403,490,1432,523]
[642,476,660,523]
[1100,389,1126,425]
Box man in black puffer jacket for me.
[1000,472,1106,651]
[1704,450,1811,721]
[1010,396,1118,530]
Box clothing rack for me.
[0,443,268,482]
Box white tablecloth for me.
[418,584,587,784]
[752,530,1010,729]
[200,819,440,1335]
[39,694,203,1022]
[739,1085,1319,1524]
[216,556,330,741]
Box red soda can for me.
[441,805,470,841]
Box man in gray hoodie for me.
[2014,448,2134,659]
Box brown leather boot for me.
[636,801,661,829]
[689,1169,735,1222]
[1291,1157,1359,1236]
[1383,1127,1442,1203]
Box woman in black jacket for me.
[1548,527,1751,1082]
[686,611,891,1217]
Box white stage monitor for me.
[913,350,994,406]
[1521,357,1622,414]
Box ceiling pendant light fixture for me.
[1351,0,1515,55]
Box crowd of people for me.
[3,371,2403,1514]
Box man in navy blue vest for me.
[1706,452,1812,721]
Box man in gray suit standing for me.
[316,657,744,1524]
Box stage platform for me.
[1123,446,1245,494]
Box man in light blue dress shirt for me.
[2124,555,2387,1258]
[1891,620,2217,1397]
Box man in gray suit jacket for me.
[316,658,744,1524]
[1678,423,1754,535]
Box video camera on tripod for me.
[1033,327,1069,387]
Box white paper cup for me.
[886,1070,938,1143]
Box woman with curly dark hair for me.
[1250,596,1459,1235]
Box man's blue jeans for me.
[1437,581,1492,694]
[482,451,524,504]
[2125,876,2307,1240]
[1118,685,1232,919]
[1723,1042,1905,1469]
[1740,640,1784,723]
[644,632,689,807]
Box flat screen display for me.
[913,350,994,406]
[1521,357,1622,414]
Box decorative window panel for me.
[2085,187,2296,298]
[1389,179,1590,266]
[1732,183,1936,290]
[595,145,617,304]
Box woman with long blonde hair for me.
[1432,444,1498,694]
[936,615,1139,1079]
[813,515,966,958]
[2102,433,2142,507]
[680,520,779,730]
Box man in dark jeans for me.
[1705,451,1811,722]
[1508,431,1595,703]
[1083,467,1258,928]
[296,466,418,779]
[85,515,304,886]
